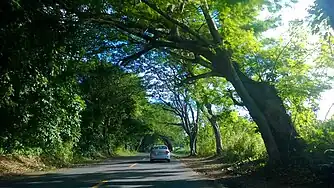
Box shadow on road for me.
[0,159,213,188]
[113,160,174,165]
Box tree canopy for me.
[0,0,334,173]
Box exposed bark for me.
[136,136,145,151]
[209,115,223,155]
[200,0,222,44]
[325,103,334,120]
[205,104,223,156]
[120,45,153,66]
[189,133,197,156]
[209,49,305,164]
[227,89,245,106]
[182,71,217,84]
[142,0,210,45]
[86,0,306,164]
[234,64,305,163]
[211,50,281,164]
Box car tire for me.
[150,159,154,163]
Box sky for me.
[259,0,334,120]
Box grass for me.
[172,148,189,157]
[113,147,138,157]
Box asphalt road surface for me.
[0,153,217,188]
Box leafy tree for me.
[0,0,85,160]
[219,112,267,162]
[67,0,306,164]
[1,0,334,170]
[0,0,179,161]
[197,109,267,161]
[149,68,200,155]
[78,61,147,156]
[191,77,234,156]
[136,103,186,150]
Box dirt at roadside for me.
[181,157,333,188]
[0,155,50,178]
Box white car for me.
[150,145,171,162]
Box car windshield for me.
[152,146,168,150]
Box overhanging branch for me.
[182,71,217,84]
[195,54,213,69]
[167,51,213,70]
[162,122,184,126]
[200,0,222,44]
[154,40,214,59]
[90,18,153,41]
[141,0,211,45]
[120,45,153,66]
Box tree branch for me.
[162,106,180,116]
[200,0,222,44]
[182,71,217,84]
[205,103,214,116]
[153,40,215,60]
[162,122,184,126]
[89,17,156,43]
[159,96,183,116]
[141,0,211,45]
[120,45,153,66]
[325,103,334,120]
[195,54,213,69]
[195,102,200,125]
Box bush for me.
[196,114,266,162]
[300,119,334,163]
[220,117,266,162]
[197,125,216,156]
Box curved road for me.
[0,153,218,188]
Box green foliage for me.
[114,146,138,156]
[197,124,216,156]
[197,112,266,161]
[220,115,266,162]
[1,0,334,171]
[0,0,153,160]
[137,102,187,148]
[0,0,85,160]
[297,118,334,163]
[77,61,149,156]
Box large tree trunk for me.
[205,104,223,156]
[210,117,223,156]
[212,51,281,164]
[104,118,112,156]
[234,65,305,163]
[211,50,305,164]
[159,134,173,151]
[136,136,145,151]
[189,134,197,156]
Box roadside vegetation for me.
[1,0,334,186]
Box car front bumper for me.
[150,154,170,160]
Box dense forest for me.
[0,0,333,179]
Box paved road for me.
[0,153,216,188]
